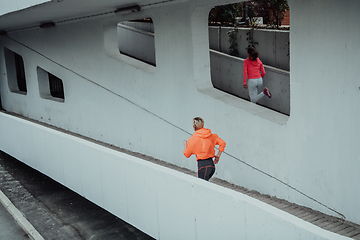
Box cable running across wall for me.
[2,35,346,220]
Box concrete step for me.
[211,177,360,240]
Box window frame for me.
[37,67,65,103]
[190,4,289,125]
[4,48,28,94]
[103,18,156,73]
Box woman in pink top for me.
[243,47,271,103]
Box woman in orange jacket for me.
[183,117,226,181]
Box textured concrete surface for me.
[2,145,360,239]
[0,201,29,240]
[0,189,44,240]
[0,151,154,240]
[1,111,360,239]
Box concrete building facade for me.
[0,0,359,238]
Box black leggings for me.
[197,158,215,181]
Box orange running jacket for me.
[183,128,226,161]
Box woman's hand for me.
[183,140,188,150]
[214,151,223,164]
[214,155,220,164]
[243,84,248,89]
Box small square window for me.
[118,19,156,67]
[37,67,65,102]
[4,48,27,94]
[49,74,64,99]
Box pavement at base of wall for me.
[0,200,30,240]
[0,151,155,240]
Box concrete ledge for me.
[0,190,44,240]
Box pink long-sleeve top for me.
[243,57,266,85]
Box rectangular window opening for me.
[37,67,65,102]
[117,18,156,67]
[4,48,27,94]
[208,2,290,116]
[49,74,65,99]
[14,53,27,92]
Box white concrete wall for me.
[0,112,351,240]
[210,50,290,115]
[0,0,359,227]
[121,21,154,33]
[118,24,156,66]
[286,0,360,224]
[0,0,50,16]
[209,26,290,71]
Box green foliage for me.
[209,3,242,25]
[255,0,289,28]
[246,28,258,50]
[210,1,289,55]
[245,1,259,26]
[227,27,239,57]
[209,1,289,29]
